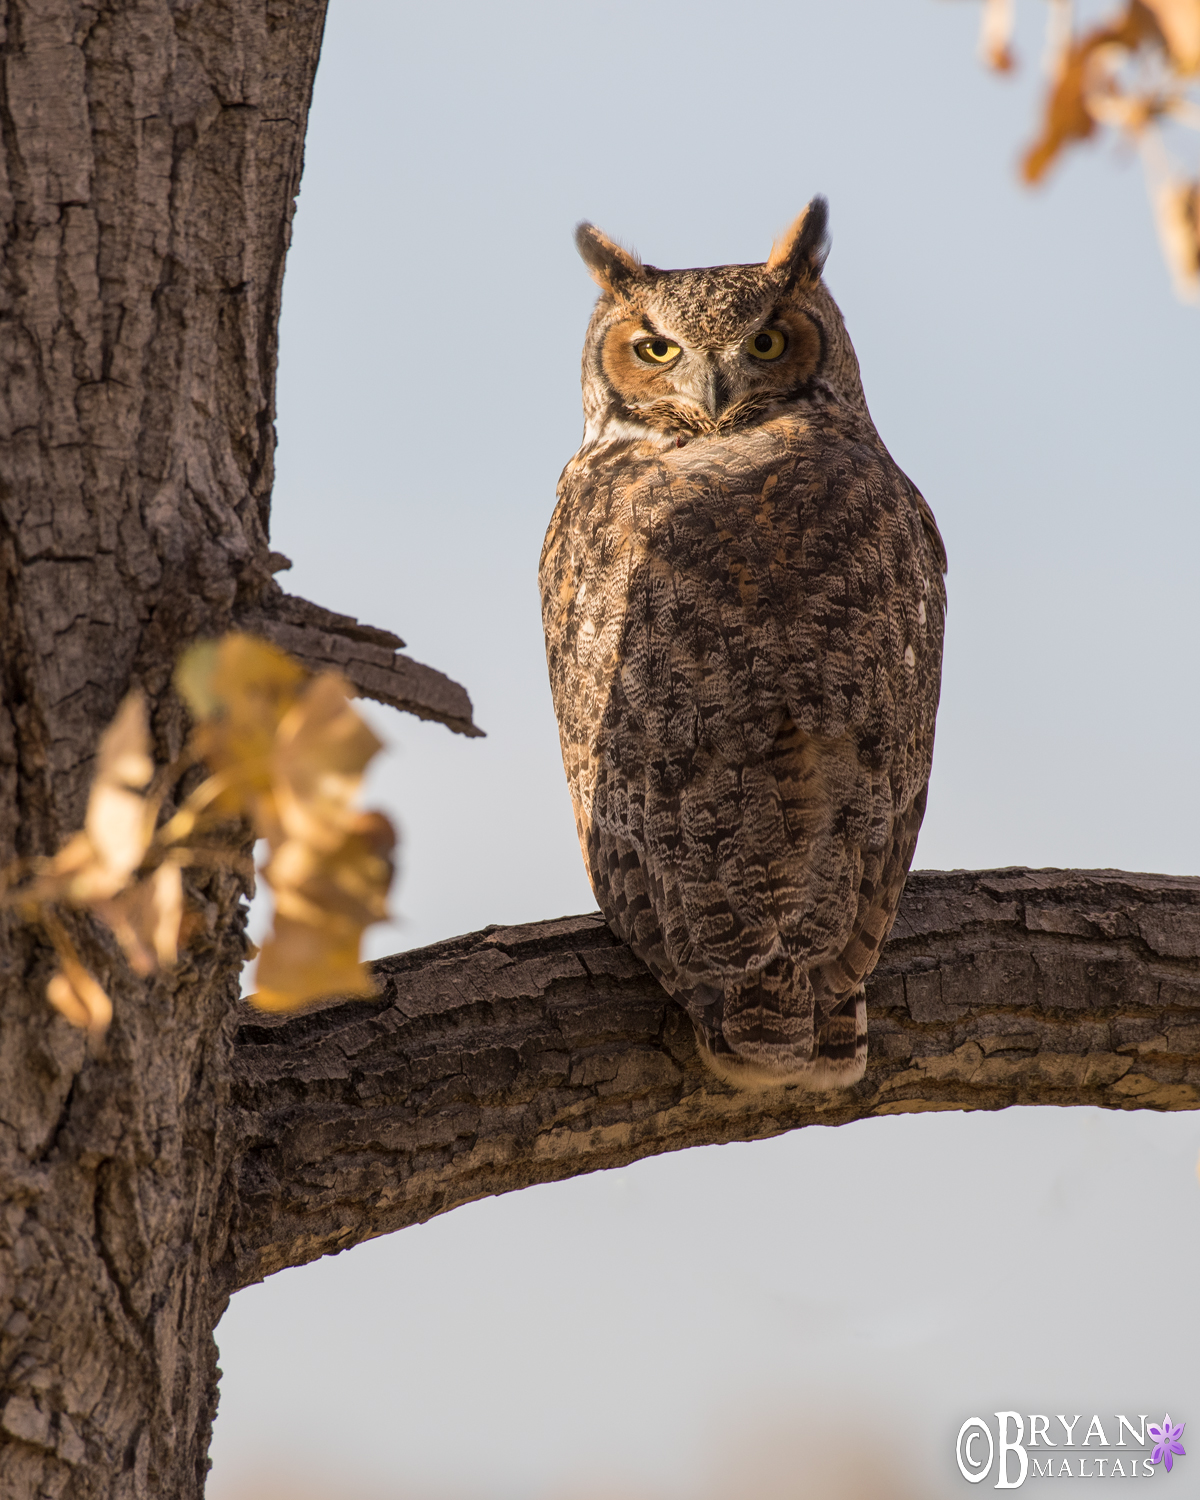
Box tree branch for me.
[224,867,1200,1294]
[240,587,484,736]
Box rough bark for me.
[242,587,483,738]
[225,867,1200,1294]
[0,3,471,1496]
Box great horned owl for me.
[539,199,946,1090]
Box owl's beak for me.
[702,361,732,419]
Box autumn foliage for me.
[2,636,395,1034]
[973,0,1200,298]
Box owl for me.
[539,199,946,1090]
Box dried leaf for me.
[176,637,396,1011]
[981,0,1017,72]
[252,916,379,1012]
[10,633,399,1033]
[1153,176,1200,295]
[1043,0,1075,74]
[84,701,154,885]
[175,634,308,819]
[1022,5,1162,181]
[1022,42,1101,181]
[268,813,395,928]
[972,0,1200,302]
[1142,0,1200,71]
[271,674,384,853]
[97,859,185,975]
[46,959,113,1035]
[150,860,185,967]
[28,692,156,905]
[253,811,395,1012]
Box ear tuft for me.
[575,221,645,293]
[766,197,830,284]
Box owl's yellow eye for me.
[746,327,787,361]
[634,337,682,365]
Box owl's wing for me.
[541,420,946,1052]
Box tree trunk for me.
[1,6,1198,1499]
[0,3,326,1493]
[0,3,475,1495]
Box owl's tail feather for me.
[684,970,867,1092]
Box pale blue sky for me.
[209,2,1200,1496]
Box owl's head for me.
[574,198,867,447]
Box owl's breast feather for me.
[542,411,945,778]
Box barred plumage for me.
[540,199,947,1088]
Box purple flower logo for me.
[1148,1415,1186,1473]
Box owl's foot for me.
[689,986,867,1092]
